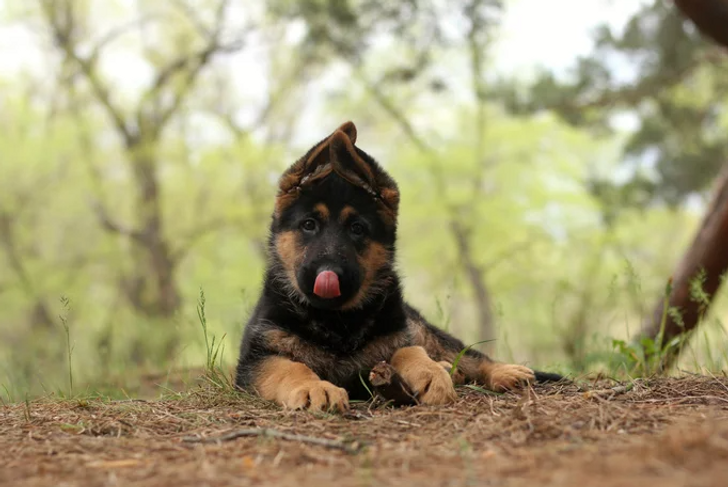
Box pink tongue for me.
[313,271,341,299]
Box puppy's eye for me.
[301,218,318,233]
[350,222,366,236]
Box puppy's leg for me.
[253,356,349,413]
[407,308,535,392]
[390,346,457,405]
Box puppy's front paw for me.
[484,363,535,392]
[285,380,350,413]
[391,347,457,405]
[413,364,458,405]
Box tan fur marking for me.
[390,346,457,405]
[254,356,349,412]
[341,242,390,310]
[479,362,535,392]
[275,231,303,292]
[339,205,358,224]
[408,320,451,362]
[314,203,330,221]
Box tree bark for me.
[675,0,728,49]
[449,219,495,347]
[640,163,728,366]
[125,139,180,318]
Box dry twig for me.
[181,428,362,454]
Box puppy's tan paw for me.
[484,363,535,392]
[438,361,465,386]
[286,380,350,413]
[391,347,457,405]
[416,365,458,405]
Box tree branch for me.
[154,41,247,130]
[140,0,248,133]
[181,428,362,454]
[38,0,132,143]
[534,49,725,116]
[481,239,539,274]
[91,200,145,242]
[171,218,234,263]
[89,14,160,64]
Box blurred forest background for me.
[2,0,728,399]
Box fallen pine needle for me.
[181,428,362,454]
[87,459,143,468]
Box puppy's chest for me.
[267,325,411,385]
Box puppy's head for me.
[269,122,399,310]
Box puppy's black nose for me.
[316,265,343,277]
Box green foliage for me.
[59,296,74,398]
[0,0,726,401]
[497,0,728,205]
[197,288,233,391]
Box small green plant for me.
[197,288,233,391]
[608,277,693,376]
[461,384,502,396]
[59,295,74,397]
[434,293,452,332]
[23,393,31,422]
[358,370,375,401]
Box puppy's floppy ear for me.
[336,121,357,144]
[328,129,375,188]
[277,121,357,197]
[328,128,400,219]
[275,120,400,220]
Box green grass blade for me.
[450,339,496,377]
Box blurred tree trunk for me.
[636,0,728,368]
[116,138,180,318]
[450,220,494,344]
[640,163,728,366]
[675,0,728,48]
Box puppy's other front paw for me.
[391,347,457,405]
[483,363,535,392]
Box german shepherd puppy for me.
[236,122,559,412]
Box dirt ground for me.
[2,375,728,487]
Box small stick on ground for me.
[181,428,362,454]
[584,385,632,400]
